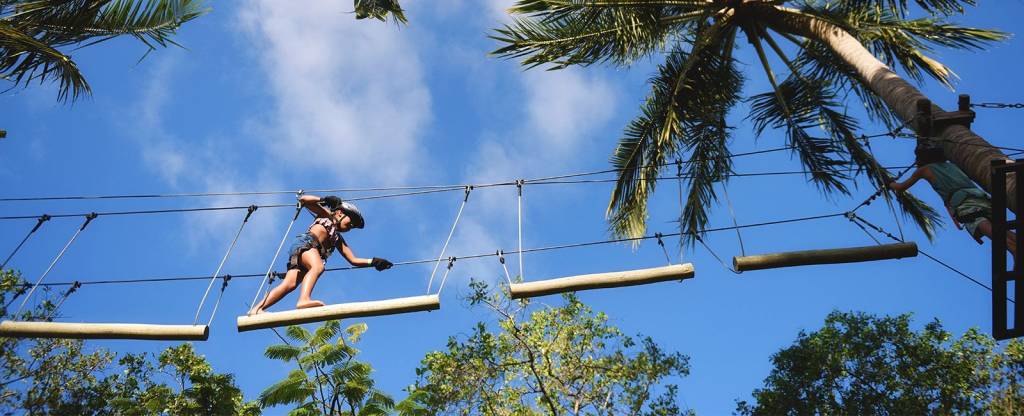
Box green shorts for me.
[954,197,992,238]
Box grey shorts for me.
[955,197,992,238]
[286,233,327,272]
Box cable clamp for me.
[844,212,856,221]
[65,281,81,297]
[31,214,51,232]
[655,232,666,247]
[221,274,232,290]
[81,212,98,230]
[497,250,505,264]
[245,205,258,221]
[446,256,456,270]
[675,159,683,177]
[463,186,474,201]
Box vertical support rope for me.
[436,257,457,295]
[427,187,472,293]
[676,159,685,262]
[517,180,524,281]
[47,281,80,321]
[17,213,96,316]
[721,183,746,256]
[249,205,303,313]
[863,136,905,241]
[655,233,672,265]
[1,214,50,270]
[497,250,513,286]
[207,275,231,326]
[194,205,257,325]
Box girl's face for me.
[333,210,353,232]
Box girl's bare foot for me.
[296,300,326,309]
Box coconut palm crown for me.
[492,0,1009,245]
[1,0,208,103]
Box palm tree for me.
[259,320,395,415]
[1,0,208,103]
[492,0,1012,243]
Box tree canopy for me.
[737,310,1024,415]
[399,280,692,415]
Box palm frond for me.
[607,20,742,242]
[800,0,979,18]
[748,78,851,194]
[353,0,407,24]
[797,2,1007,88]
[492,0,717,69]
[0,0,206,101]
[0,21,88,101]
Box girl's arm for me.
[337,241,393,271]
[338,240,372,267]
[888,167,928,193]
[946,204,962,229]
[298,194,332,218]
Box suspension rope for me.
[654,233,672,266]
[194,205,257,325]
[46,281,81,321]
[16,213,96,316]
[863,136,905,241]
[720,182,746,256]
[1,214,50,269]
[497,251,513,286]
[845,213,882,245]
[516,180,524,281]
[436,257,457,295]
[427,187,472,293]
[248,204,303,313]
[0,144,808,205]
[695,234,741,275]
[850,213,1007,301]
[677,159,685,262]
[24,212,848,288]
[207,275,232,326]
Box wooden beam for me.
[0,321,209,340]
[732,242,918,272]
[509,264,695,300]
[237,294,440,332]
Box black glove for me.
[320,196,343,210]
[370,257,393,271]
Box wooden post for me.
[0,321,209,340]
[509,264,695,300]
[732,243,918,272]
[237,295,440,332]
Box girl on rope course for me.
[889,145,1017,256]
[249,194,392,314]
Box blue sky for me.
[2,1,1023,413]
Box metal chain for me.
[972,103,1024,109]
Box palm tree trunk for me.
[759,5,1017,213]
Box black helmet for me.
[339,201,365,229]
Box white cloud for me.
[236,0,431,185]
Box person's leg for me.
[296,249,326,309]
[249,268,301,314]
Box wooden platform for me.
[732,242,918,272]
[509,264,695,299]
[0,321,209,340]
[237,294,441,332]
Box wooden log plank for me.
[237,294,440,332]
[732,242,918,272]
[509,264,695,300]
[0,321,209,340]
